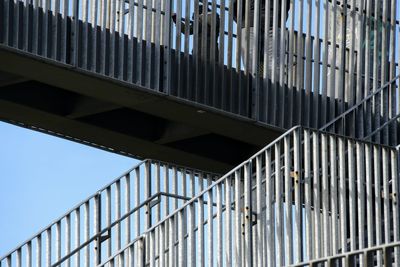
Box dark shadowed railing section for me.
[1,0,399,138]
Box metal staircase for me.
[1,0,400,266]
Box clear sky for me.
[0,121,138,256]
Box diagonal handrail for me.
[0,158,220,262]
[320,74,400,132]
[96,125,301,266]
[0,159,146,261]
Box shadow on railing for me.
[320,75,400,146]
[0,159,219,267]
[98,126,400,266]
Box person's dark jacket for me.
[232,0,290,29]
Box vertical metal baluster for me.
[265,149,274,267]
[36,235,42,267]
[278,0,288,127]
[330,136,338,255]
[174,0,181,96]
[13,0,21,49]
[134,167,140,261]
[82,0,89,68]
[339,138,348,258]
[116,180,122,265]
[313,132,321,258]
[337,0,346,133]
[162,0,172,94]
[356,143,366,265]
[108,0,116,76]
[84,202,89,267]
[304,0,312,127]
[226,0,234,112]
[193,0,200,101]
[374,145,383,266]
[388,0,397,145]
[155,163,160,262]
[3,0,10,45]
[42,0,51,57]
[168,216,175,267]
[182,0,190,98]
[93,194,101,266]
[144,161,151,263]
[162,164,169,264]
[91,0,98,71]
[56,221,61,265]
[125,174,131,246]
[321,0,330,126]
[284,135,293,265]
[296,0,304,125]
[197,174,204,266]
[46,228,51,267]
[32,0,39,54]
[60,0,68,62]
[106,186,112,257]
[313,0,321,128]
[159,223,165,266]
[294,129,302,263]
[392,149,400,265]
[382,149,391,247]
[256,155,264,266]
[234,170,242,266]
[16,249,21,267]
[365,144,374,249]
[74,208,80,267]
[372,0,381,143]
[178,209,185,266]
[218,0,226,110]
[380,0,389,144]
[216,182,223,267]
[51,0,60,59]
[188,172,195,267]
[150,230,155,266]
[270,0,278,124]
[249,0,260,120]
[117,0,124,79]
[65,214,71,267]
[126,0,134,81]
[328,0,337,122]
[71,0,79,66]
[347,140,355,253]
[304,129,313,261]
[26,241,32,267]
[154,0,161,90]
[286,0,295,127]
[210,0,217,106]
[275,142,284,266]
[321,134,330,256]
[207,175,213,266]
[225,176,232,266]
[234,0,242,114]
[244,162,252,267]
[22,0,29,51]
[363,0,372,138]
[144,0,152,86]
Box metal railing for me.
[97,126,400,266]
[320,74,400,146]
[1,0,399,134]
[0,159,219,267]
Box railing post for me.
[71,0,79,66]
[137,238,146,267]
[162,0,172,94]
[94,193,102,266]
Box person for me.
[172,3,220,61]
[232,0,290,76]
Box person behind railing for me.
[172,3,220,61]
[232,0,290,77]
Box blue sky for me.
[0,121,138,256]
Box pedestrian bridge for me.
[3,0,393,172]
